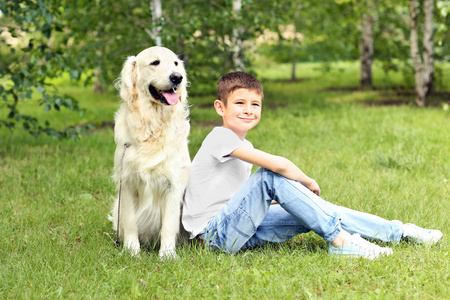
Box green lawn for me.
[1,61,449,299]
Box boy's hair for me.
[217,71,264,105]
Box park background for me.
[1,0,449,298]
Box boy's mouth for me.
[239,117,255,121]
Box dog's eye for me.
[174,61,178,66]
[150,60,160,66]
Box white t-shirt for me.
[182,127,253,238]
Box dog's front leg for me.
[159,189,181,260]
[119,185,141,256]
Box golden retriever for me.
[110,46,190,259]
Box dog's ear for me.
[116,56,138,103]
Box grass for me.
[1,61,449,299]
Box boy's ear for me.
[214,100,225,116]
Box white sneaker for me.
[402,223,443,245]
[328,233,393,260]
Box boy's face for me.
[214,88,262,140]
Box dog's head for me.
[118,46,187,106]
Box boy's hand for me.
[307,180,321,196]
[231,146,322,197]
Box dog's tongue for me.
[163,90,179,105]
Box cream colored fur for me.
[110,46,190,259]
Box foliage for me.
[1,0,450,139]
[368,0,450,91]
[435,1,450,61]
[0,0,279,138]
[257,1,358,68]
[56,0,280,92]
[256,0,450,91]
[0,0,92,139]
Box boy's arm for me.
[231,146,321,195]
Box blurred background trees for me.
[1,0,449,138]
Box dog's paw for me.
[120,248,141,258]
[159,249,178,260]
[123,239,141,257]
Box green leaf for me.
[70,70,79,79]
[65,98,73,110]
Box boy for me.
[182,71,443,259]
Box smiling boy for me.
[182,71,442,259]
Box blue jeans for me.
[199,168,404,253]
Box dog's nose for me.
[170,73,183,85]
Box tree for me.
[1,0,276,140]
[232,0,245,71]
[149,0,162,46]
[409,0,435,106]
[0,0,173,138]
[257,0,364,80]
[360,3,375,88]
[423,0,435,95]
[70,0,269,91]
[0,0,90,139]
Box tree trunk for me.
[232,0,245,71]
[291,56,297,81]
[423,0,434,95]
[150,0,162,46]
[291,5,301,81]
[409,0,426,107]
[360,12,374,88]
[93,65,105,94]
